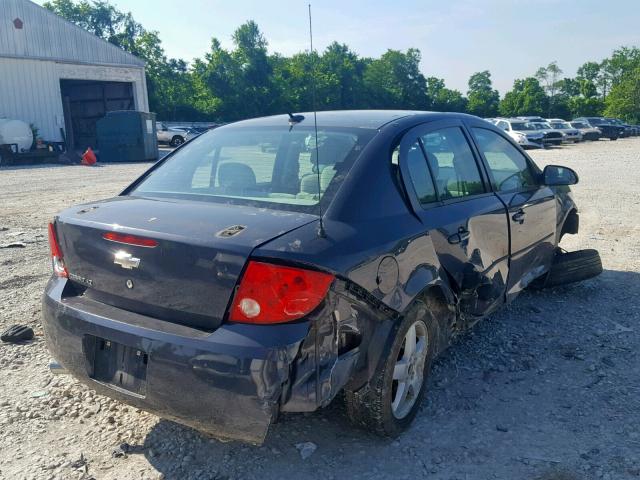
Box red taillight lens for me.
[47,222,68,278]
[229,261,334,324]
[102,232,158,248]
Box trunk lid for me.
[55,196,316,331]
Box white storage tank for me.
[0,119,33,152]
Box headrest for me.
[218,162,256,191]
[310,136,354,170]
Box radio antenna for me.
[308,3,325,237]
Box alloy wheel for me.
[391,320,428,419]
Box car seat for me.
[298,136,353,197]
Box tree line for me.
[45,0,640,123]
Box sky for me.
[37,0,640,94]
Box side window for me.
[405,141,437,204]
[472,128,538,192]
[420,127,484,200]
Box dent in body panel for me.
[424,197,510,320]
[499,187,558,301]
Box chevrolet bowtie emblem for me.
[114,251,140,269]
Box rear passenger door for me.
[399,120,510,320]
[470,126,557,300]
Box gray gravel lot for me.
[0,139,639,480]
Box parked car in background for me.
[517,116,547,125]
[573,117,620,140]
[494,118,545,148]
[530,121,564,146]
[546,119,582,143]
[157,123,192,147]
[569,121,602,141]
[606,118,634,137]
[44,110,600,444]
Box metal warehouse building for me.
[0,0,149,150]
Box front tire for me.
[345,300,436,437]
[545,249,602,287]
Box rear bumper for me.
[42,278,313,444]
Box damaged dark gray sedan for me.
[43,111,601,444]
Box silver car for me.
[157,123,196,147]
[547,119,583,143]
[569,121,602,141]
[530,122,564,146]
[494,118,545,149]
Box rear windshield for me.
[131,125,375,213]
[510,122,536,131]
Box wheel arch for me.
[560,207,579,240]
[410,283,457,357]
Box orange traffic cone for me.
[81,147,97,166]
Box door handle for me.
[512,209,526,224]
[448,227,470,244]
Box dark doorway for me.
[60,80,134,150]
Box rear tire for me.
[542,249,602,288]
[345,300,437,437]
[170,136,185,147]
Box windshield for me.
[131,125,375,213]
[550,122,571,129]
[571,122,587,129]
[510,122,537,131]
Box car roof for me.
[223,110,478,130]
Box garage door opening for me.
[60,80,135,150]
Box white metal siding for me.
[0,57,148,142]
[0,0,145,67]
[0,0,149,144]
[0,57,62,141]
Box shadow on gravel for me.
[132,269,639,480]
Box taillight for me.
[102,232,158,248]
[229,261,334,324]
[47,222,68,278]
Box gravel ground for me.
[0,139,639,480]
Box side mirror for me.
[543,165,578,186]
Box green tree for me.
[44,0,197,120]
[363,49,429,109]
[606,47,640,86]
[466,70,499,117]
[604,66,640,123]
[499,78,548,117]
[319,42,366,109]
[535,61,562,116]
[193,38,243,120]
[576,61,600,83]
[231,21,274,117]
